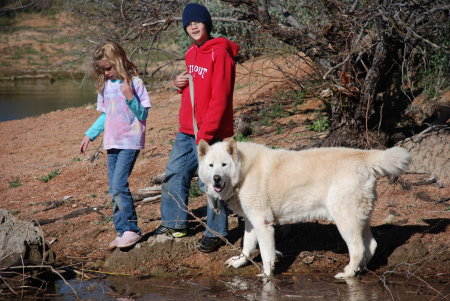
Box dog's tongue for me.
[214,186,222,192]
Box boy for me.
[153,3,239,252]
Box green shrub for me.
[9,178,22,188]
[308,116,329,132]
[234,132,251,142]
[38,169,60,183]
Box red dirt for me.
[0,54,448,282]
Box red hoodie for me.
[178,37,239,144]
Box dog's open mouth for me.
[213,183,225,192]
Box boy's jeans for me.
[160,132,228,237]
[107,149,141,236]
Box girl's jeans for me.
[107,149,141,236]
[160,132,228,237]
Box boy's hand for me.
[174,71,189,89]
[80,135,91,154]
[120,81,134,100]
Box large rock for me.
[0,209,55,268]
[398,127,449,186]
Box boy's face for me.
[186,21,209,46]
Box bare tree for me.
[223,0,450,148]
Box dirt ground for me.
[1,55,449,282]
[0,13,449,287]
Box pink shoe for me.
[108,236,120,250]
[117,231,141,248]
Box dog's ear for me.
[198,139,209,159]
[226,138,238,161]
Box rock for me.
[299,251,315,264]
[398,127,449,185]
[0,209,55,268]
[234,115,252,137]
[388,236,428,266]
[382,214,396,224]
[151,173,166,184]
[103,234,196,273]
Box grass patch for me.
[102,215,113,223]
[307,116,330,132]
[9,178,22,188]
[38,169,60,183]
[234,132,251,142]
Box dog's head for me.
[198,138,240,210]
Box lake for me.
[0,79,97,122]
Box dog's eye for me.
[209,163,213,167]
[222,163,227,167]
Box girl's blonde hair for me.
[93,41,139,93]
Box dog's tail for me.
[367,147,412,177]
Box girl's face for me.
[186,21,209,46]
[97,59,118,80]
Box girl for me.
[80,41,151,250]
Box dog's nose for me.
[213,175,221,183]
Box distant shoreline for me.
[0,72,87,82]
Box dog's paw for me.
[225,255,248,268]
[335,265,359,278]
[334,271,356,279]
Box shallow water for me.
[34,273,445,300]
[0,79,96,122]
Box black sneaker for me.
[152,225,187,238]
[196,236,225,253]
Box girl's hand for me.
[174,71,189,89]
[80,135,91,154]
[120,81,134,100]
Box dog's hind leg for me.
[362,223,377,265]
[332,212,366,278]
[226,219,257,269]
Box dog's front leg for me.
[253,218,276,277]
[226,219,257,269]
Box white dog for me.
[197,138,411,278]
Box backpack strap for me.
[187,74,198,138]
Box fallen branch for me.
[435,197,449,205]
[133,186,161,201]
[37,206,106,225]
[141,195,161,204]
[42,196,73,211]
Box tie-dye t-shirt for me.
[97,77,151,150]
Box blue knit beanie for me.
[182,3,212,34]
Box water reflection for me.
[0,79,96,122]
[50,273,444,300]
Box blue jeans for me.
[160,132,228,237]
[107,149,141,236]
